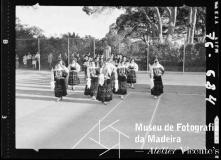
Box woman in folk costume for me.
[127,58,139,89]
[68,58,81,91]
[117,57,128,99]
[97,58,118,105]
[89,57,100,100]
[84,58,93,96]
[150,58,165,98]
[50,58,69,102]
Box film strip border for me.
[205,0,219,158]
[0,0,220,159]
[1,0,16,158]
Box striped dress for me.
[127,62,138,84]
[68,67,80,85]
[96,63,116,102]
[54,70,68,97]
[90,64,100,97]
[117,65,127,95]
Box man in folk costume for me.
[32,54,37,70]
[117,57,128,99]
[63,52,68,67]
[109,54,116,93]
[127,58,139,89]
[35,52,40,70]
[48,52,53,70]
[23,54,27,67]
[89,57,100,100]
[67,58,81,91]
[97,58,118,105]
[150,57,165,98]
[27,52,32,68]
[83,55,89,80]
[50,57,69,102]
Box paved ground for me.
[16,69,206,151]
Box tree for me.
[186,7,197,44]
[164,7,177,42]
[16,17,45,62]
[16,17,44,39]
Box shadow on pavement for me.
[16,95,101,105]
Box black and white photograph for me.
[1,0,219,159]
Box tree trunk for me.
[189,7,197,44]
[155,7,163,43]
[144,35,150,71]
[166,7,177,43]
[187,7,193,43]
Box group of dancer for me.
[50,54,164,104]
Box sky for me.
[16,6,124,39]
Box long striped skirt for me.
[151,76,163,96]
[96,79,113,102]
[84,67,87,80]
[68,71,80,85]
[118,75,127,95]
[54,78,67,97]
[90,77,99,97]
[127,70,136,83]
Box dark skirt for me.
[127,70,136,83]
[151,76,163,96]
[90,77,99,97]
[118,75,127,95]
[68,71,80,85]
[54,78,67,97]
[84,67,87,79]
[96,79,113,102]
[84,85,91,95]
[27,59,32,67]
[110,73,117,94]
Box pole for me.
[146,46,149,72]
[93,39,95,57]
[38,38,40,71]
[146,36,150,72]
[146,42,150,72]
[183,40,185,73]
[68,37,69,65]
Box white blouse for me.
[150,63,164,77]
[128,62,139,72]
[68,63,81,72]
